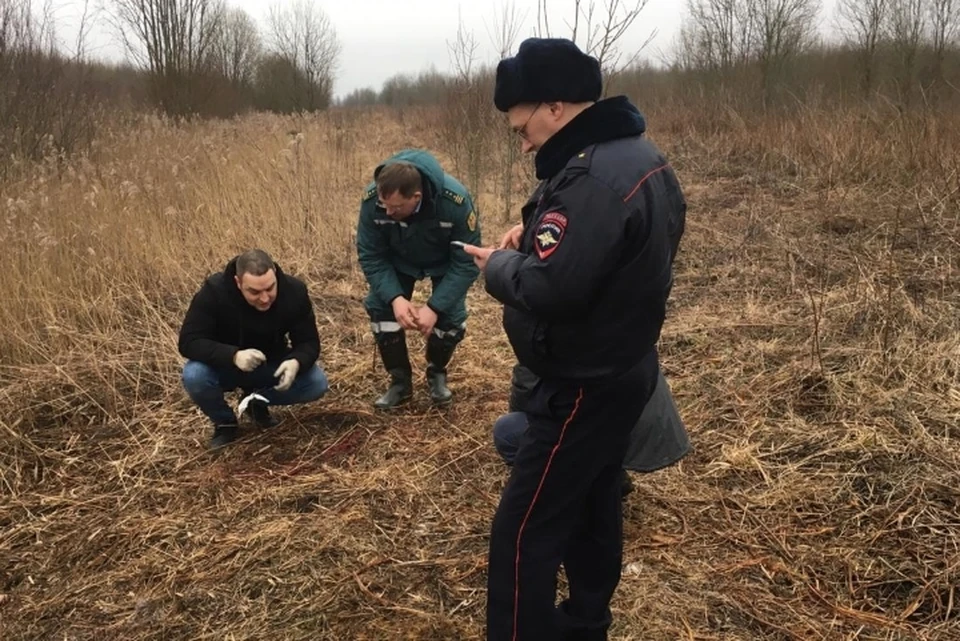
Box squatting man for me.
[178,249,329,449]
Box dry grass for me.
[1,100,959,640]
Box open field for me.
[1,102,959,640]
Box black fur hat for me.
[494,37,602,112]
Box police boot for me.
[374,332,413,410]
[425,333,459,406]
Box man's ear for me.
[234,275,242,290]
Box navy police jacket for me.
[485,96,686,381]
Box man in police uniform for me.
[462,38,688,641]
[357,149,481,408]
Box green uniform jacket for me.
[357,149,482,315]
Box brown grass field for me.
[1,101,959,640]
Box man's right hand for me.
[391,297,420,331]
[499,223,524,250]
[233,348,267,372]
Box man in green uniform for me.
[356,149,481,408]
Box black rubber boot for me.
[426,333,459,406]
[374,332,413,410]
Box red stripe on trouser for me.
[511,387,584,641]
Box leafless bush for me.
[926,0,959,87]
[0,0,100,176]
[747,0,821,104]
[442,15,499,202]
[886,0,926,105]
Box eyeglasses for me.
[515,103,542,140]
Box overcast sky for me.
[45,0,840,99]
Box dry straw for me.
[2,103,959,639]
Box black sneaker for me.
[210,424,239,449]
[245,399,280,428]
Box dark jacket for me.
[178,258,320,371]
[486,96,687,381]
[509,362,690,472]
[356,149,482,314]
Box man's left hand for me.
[416,305,438,337]
[273,359,300,392]
[461,244,495,272]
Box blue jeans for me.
[492,412,529,466]
[182,360,329,426]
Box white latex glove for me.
[273,359,300,392]
[234,348,266,372]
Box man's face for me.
[235,269,277,312]
[508,102,554,153]
[379,189,422,220]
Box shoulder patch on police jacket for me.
[362,186,377,202]
[443,188,465,206]
[535,211,567,260]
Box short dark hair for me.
[376,162,422,198]
[235,249,275,278]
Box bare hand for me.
[461,244,496,272]
[391,297,420,331]
[416,305,438,337]
[499,223,524,250]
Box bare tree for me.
[110,0,224,115]
[886,0,925,102]
[926,0,959,85]
[485,1,525,59]
[266,0,340,112]
[448,7,479,80]
[536,0,552,37]
[681,0,754,70]
[571,0,655,89]
[444,13,493,199]
[836,0,889,96]
[211,6,260,90]
[745,0,821,105]
[0,0,57,163]
[0,0,99,170]
[485,2,527,221]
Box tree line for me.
[2,0,959,176]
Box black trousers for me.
[486,352,658,641]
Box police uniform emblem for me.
[467,210,477,231]
[535,211,567,260]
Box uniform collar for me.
[534,96,646,180]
